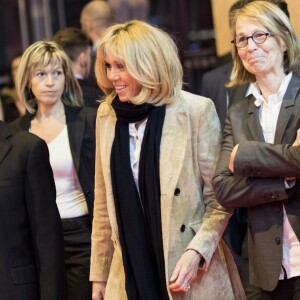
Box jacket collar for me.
[247,72,300,143]
[17,105,84,173]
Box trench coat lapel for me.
[247,97,265,142]
[99,97,188,252]
[98,103,116,190]
[274,74,300,144]
[159,94,188,258]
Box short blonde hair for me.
[228,1,300,87]
[95,20,183,105]
[16,40,83,114]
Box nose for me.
[45,74,54,85]
[246,37,257,51]
[108,67,120,81]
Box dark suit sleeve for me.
[212,114,290,208]
[234,141,300,178]
[200,72,212,98]
[24,138,67,300]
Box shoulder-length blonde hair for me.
[95,20,183,105]
[228,1,300,87]
[16,40,83,114]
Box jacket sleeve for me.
[25,137,67,300]
[186,97,232,268]
[212,114,290,209]
[235,141,300,178]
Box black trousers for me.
[262,276,300,300]
[62,215,92,300]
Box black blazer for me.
[0,121,67,299]
[213,73,300,291]
[11,105,97,223]
[0,93,20,123]
[78,79,103,109]
[200,62,248,131]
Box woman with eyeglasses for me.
[212,1,300,299]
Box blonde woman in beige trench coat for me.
[90,20,245,300]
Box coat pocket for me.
[11,264,37,285]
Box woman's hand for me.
[229,144,239,172]
[293,129,300,147]
[168,249,201,292]
[92,281,106,300]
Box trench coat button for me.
[180,224,186,232]
[275,237,281,245]
[174,188,181,196]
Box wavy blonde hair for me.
[16,40,83,114]
[95,20,183,105]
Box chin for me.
[118,96,130,102]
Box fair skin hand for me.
[293,129,300,147]
[92,281,106,300]
[229,144,239,173]
[168,249,201,292]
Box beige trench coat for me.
[90,90,246,300]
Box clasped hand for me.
[229,128,300,180]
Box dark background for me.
[0,0,218,93]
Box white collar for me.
[246,72,293,107]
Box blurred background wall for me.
[212,0,300,57]
[0,0,215,94]
[0,0,299,94]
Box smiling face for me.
[104,54,142,102]
[235,17,287,79]
[30,62,65,107]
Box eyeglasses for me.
[231,31,274,48]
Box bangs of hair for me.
[96,20,182,105]
[102,36,126,63]
[29,48,66,78]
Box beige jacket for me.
[90,90,246,300]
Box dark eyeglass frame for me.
[231,31,274,48]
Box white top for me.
[129,119,147,194]
[249,72,300,279]
[48,126,88,219]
